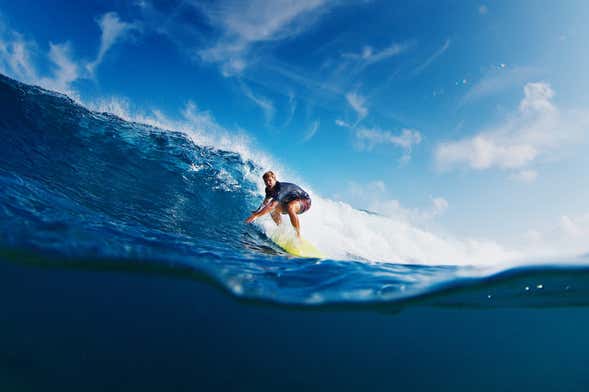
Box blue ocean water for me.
[2,73,589,390]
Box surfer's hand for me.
[245,216,256,223]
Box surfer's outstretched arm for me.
[245,200,278,223]
[251,196,271,214]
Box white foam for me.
[256,195,520,266]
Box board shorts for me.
[297,197,311,214]
[280,195,311,214]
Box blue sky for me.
[1,0,589,251]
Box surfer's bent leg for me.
[286,200,302,237]
[270,207,282,225]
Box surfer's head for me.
[262,171,277,188]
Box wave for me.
[0,73,587,306]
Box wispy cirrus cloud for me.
[354,127,422,151]
[335,114,422,161]
[239,81,275,124]
[281,90,297,128]
[436,82,589,177]
[0,22,80,97]
[1,12,136,96]
[318,40,411,89]
[354,127,422,163]
[335,119,351,128]
[39,42,80,96]
[346,91,368,119]
[302,120,319,142]
[197,0,332,76]
[87,12,139,75]
[412,38,450,75]
[341,41,408,67]
[0,26,37,84]
[259,58,344,104]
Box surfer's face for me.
[264,176,276,188]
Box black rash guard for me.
[265,181,310,205]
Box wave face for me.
[1,73,588,307]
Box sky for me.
[1,0,589,253]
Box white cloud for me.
[436,82,589,175]
[87,12,137,75]
[520,213,589,258]
[197,0,330,76]
[0,30,37,83]
[208,0,325,42]
[519,81,555,113]
[345,92,368,119]
[335,119,351,128]
[302,120,319,142]
[39,42,80,96]
[343,180,448,223]
[354,127,422,159]
[436,136,538,170]
[1,12,136,96]
[431,197,449,216]
[412,38,450,75]
[0,27,80,97]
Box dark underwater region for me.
[2,73,589,390]
[2,253,589,391]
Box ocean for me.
[1,73,589,391]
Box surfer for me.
[245,171,311,237]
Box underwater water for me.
[1,73,589,390]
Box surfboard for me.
[270,230,324,258]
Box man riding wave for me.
[245,171,311,238]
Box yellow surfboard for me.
[270,230,324,258]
